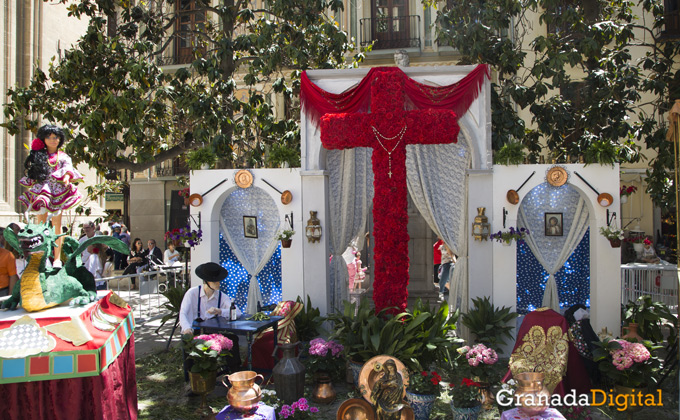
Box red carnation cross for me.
[320,68,460,312]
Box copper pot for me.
[224,370,263,413]
[189,370,216,395]
[312,373,337,404]
[515,372,551,416]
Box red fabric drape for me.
[300,64,490,126]
[0,337,138,420]
[502,309,591,397]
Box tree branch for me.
[100,142,193,172]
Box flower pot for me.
[632,242,644,255]
[620,195,628,204]
[348,360,363,387]
[189,370,216,395]
[450,402,482,420]
[280,239,292,248]
[312,373,336,404]
[502,240,512,246]
[405,391,437,420]
[272,342,305,405]
[622,322,643,342]
[183,197,190,206]
[609,238,622,248]
[477,381,495,410]
[614,384,644,415]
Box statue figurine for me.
[371,359,405,420]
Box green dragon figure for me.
[2,222,130,312]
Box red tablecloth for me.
[0,292,137,419]
[0,337,137,420]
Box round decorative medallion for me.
[358,355,409,404]
[234,170,253,188]
[281,190,293,205]
[546,166,568,187]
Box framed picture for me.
[243,216,258,238]
[545,213,563,237]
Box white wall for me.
[491,164,621,339]
[190,168,307,304]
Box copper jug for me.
[224,370,264,413]
[515,372,551,416]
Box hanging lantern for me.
[305,211,322,243]
[472,207,490,241]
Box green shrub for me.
[461,296,518,353]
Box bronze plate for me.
[336,398,376,420]
[235,169,253,188]
[546,166,568,187]
[281,190,293,205]
[358,355,409,404]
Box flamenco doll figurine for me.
[19,125,83,266]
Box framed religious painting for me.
[545,213,563,237]
[243,216,258,238]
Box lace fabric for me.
[219,186,281,314]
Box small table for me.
[214,403,276,420]
[500,408,566,420]
[193,315,283,370]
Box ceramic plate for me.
[358,355,409,404]
[336,398,376,420]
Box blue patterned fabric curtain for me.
[219,233,282,313]
[516,230,590,314]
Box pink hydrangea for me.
[610,340,650,370]
[463,344,497,367]
[308,338,343,358]
[195,333,233,352]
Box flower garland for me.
[319,69,461,313]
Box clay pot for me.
[225,371,263,413]
[622,323,643,342]
[281,239,292,248]
[515,372,551,416]
[609,238,622,248]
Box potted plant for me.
[493,141,526,165]
[186,147,217,170]
[405,370,442,420]
[622,295,677,343]
[461,296,518,353]
[592,337,661,396]
[489,227,529,245]
[625,234,646,254]
[306,338,344,403]
[448,378,482,420]
[620,185,637,204]
[599,226,624,248]
[178,187,191,205]
[456,343,499,409]
[277,229,295,248]
[278,397,320,419]
[164,224,203,248]
[294,295,323,343]
[182,333,233,395]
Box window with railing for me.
[360,15,421,49]
[156,0,207,65]
[663,0,680,38]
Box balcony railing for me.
[360,15,421,50]
[156,162,189,177]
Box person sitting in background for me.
[144,239,163,268]
[164,241,181,266]
[640,238,661,263]
[123,238,146,289]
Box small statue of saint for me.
[371,359,405,420]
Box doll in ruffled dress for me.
[352,251,367,290]
[19,125,83,266]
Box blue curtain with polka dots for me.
[516,229,590,314]
[219,232,282,313]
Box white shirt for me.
[179,285,241,332]
[164,249,181,265]
[80,235,102,280]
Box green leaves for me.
[461,296,518,353]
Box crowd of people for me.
[0,219,184,293]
